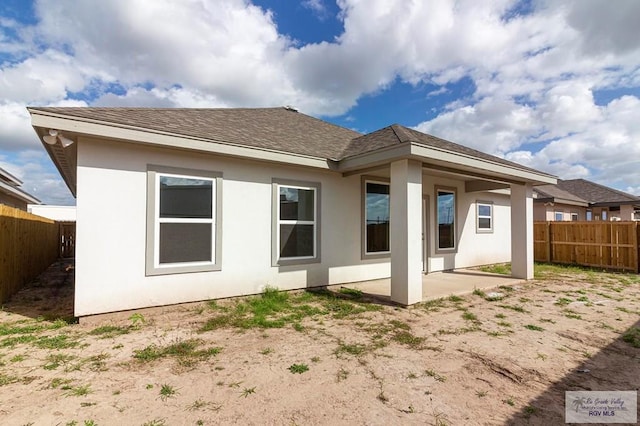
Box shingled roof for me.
[29,107,554,182]
[533,184,588,205]
[556,179,640,205]
[28,107,362,160]
[342,124,544,174]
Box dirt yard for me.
[0,261,639,425]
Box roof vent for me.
[284,105,298,112]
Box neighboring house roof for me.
[533,184,589,207]
[28,107,557,197]
[0,166,40,205]
[556,179,640,207]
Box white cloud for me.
[0,0,639,200]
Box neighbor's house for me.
[27,204,76,222]
[0,166,40,210]
[534,179,640,221]
[29,107,556,317]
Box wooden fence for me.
[0,205,60,303]
[534,221,640,273]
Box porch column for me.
[390,159,423,305]
[510,182,534,279]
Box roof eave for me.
[0,179,40,204]
[338,142,557,185]
[29,109,336,196]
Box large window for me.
[273,179,320,265]
[363,179,390,256]
[146,166,222,276]
[476,201,493,233]
[436,187,456,251]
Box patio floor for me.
[337,269,525,303]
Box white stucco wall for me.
[75,137,518,316]
[75,137,392,316]
[422,175,512,272]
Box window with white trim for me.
[571,213,579,221]
[436,187,456,251]
[364,179,390,256]
[554,211,563,221]
[146,166,221,276]
[476,201,493,233]
[273,180,320,265]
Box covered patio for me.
[337,269,524,303]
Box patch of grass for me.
[288,363,309,374]
[461,311,478,322]
[260,348,273,355]
[563,310,583,320]
[336,368,349,382]
[503,397,515,406]
[424,369,446,382]
[472,288,486,298]
[48,377,73,389]
[10,354,27,363]
[478,263,510,275]
[0,373,20,386]
[554,297,573,306]
[539,318,556,324]
[311,356,320,363]
[141,419,166,426]
[494,313,506,319]
[338,287,363,299]
[88,325,130,339]
[129,313,146,328]
[133,339,222,364]
[524,324,544,332]
[240,387,256,398]
[422,298,447,312]
[448,295,465,303]
[186,399,222,412]
[43,353,75,370]
[64,384,92,397]
[497,321,512,328]
[391,330,426,349]
[476,390,487,397]
[536,353,547,361]
[334,342,368,357]
[34,334,80,350]
[622,327,640,348]
[497,304,528,313]
[159,384,177,401]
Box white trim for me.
[476,201,493,233]
[363,178,391,257]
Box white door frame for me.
[422,195,430,273]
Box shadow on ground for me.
[508,318,640,425]
[1,258,75,321]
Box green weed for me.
[288,363,309,374]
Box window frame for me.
[476,201,493,233]
[435,186,457,253]
[571,213,579,221]
[554,211,564,221]
[361,176,391,259]
[145,165,222,276]
[271,178,321,266]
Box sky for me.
[1,0,639,206]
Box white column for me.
[390,159,423,305]
[510,183,534,279]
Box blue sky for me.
[1,0,639,205]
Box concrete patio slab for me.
[336,269,525,303]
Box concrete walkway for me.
[338,269,524,303]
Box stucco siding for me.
[75,137,391,316]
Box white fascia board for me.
[339,142,556,185]
[0,179,40,204]
[409,143,557,185]
[0,167,23,186]
[30,112,333,171]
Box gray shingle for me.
[556,179,640,204]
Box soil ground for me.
[0,260,639,425]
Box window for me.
[146,165,222,276]
[363,179,390,257]
[476,201,493,233]
[436,187,456,251]
[571,213,579,221]
[272,179,320,265]
[586,210,592,221]
[602,210,608,221]
[554,211,563,221]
